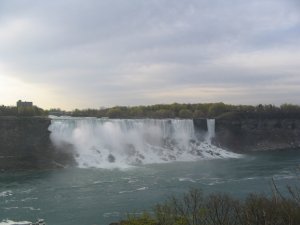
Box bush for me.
[208,103,231,118]
[122,213,157,225]
[115,187,300,225]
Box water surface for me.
[1,150,299,225]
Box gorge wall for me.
[0,115,300,170]
[194,113,300,152]
[0,117,74,170]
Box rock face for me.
[0,116,75,170]
[213,116,300,152]
[1,115,300,170]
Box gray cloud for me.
[0,0,299,109]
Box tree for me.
[153,109,175,118]
[280,104,300,113]
[193,110,205,118]
[107,107,124,118]
[178,109,193,118]
[208,103,228,117]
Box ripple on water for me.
[119,186,149,194]
[178,177,196,183]
[136,186,148,191]
[103,212,121,218]
[21,197,38,202]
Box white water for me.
[49,117,240,168]
[206,119,215,144]
[0,220,32,225]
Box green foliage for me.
[114,186,300,225]
[0,105,18,116]
[107,107,126,118]
[123,212,157,225]
[65,102,300,119]
[17,106,34,116]
[242,193,300,225]
[178,109,193,118]
[153,109,175,118]
[4,102,300,119]
[208,102,232,117]
[155,189,206,225]
[17,106,47,116]
[193,110,205,118]
[0,105,47,117]
[3,102,300,119]
[280,104,300,113]
[129,107,144,118]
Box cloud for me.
[0,0,299,109]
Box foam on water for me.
[49,117,240,168]
[0,191,13,197]
[0,220,32,225]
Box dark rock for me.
[214,117,300,152]
[108,154,116,163]
[138,153,145,159]
[193,118,207,131]
[0,116,76,170]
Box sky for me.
[0,0,300,110]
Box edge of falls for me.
[206,119,215,144]
[49,117,241,168]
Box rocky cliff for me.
[0,117,75,170]
[194,113,300,152]
[1,115,300,170]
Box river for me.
[0,117,299,224]
[1,150,300,225]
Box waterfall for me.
[49,117,240,168]
[206,119,215,144]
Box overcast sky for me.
[0,0,299,109]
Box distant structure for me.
[17,100,33,107]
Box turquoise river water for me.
[0,150,300,225]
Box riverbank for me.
[108,185,300,225]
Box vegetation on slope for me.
[112,184,300,225]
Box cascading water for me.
[49,117,240,168]
[206,119,215,144]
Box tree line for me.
[2,102,300,118]
[0,105,47,117]
[68,103,300,119]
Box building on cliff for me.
[17,100,33,107]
